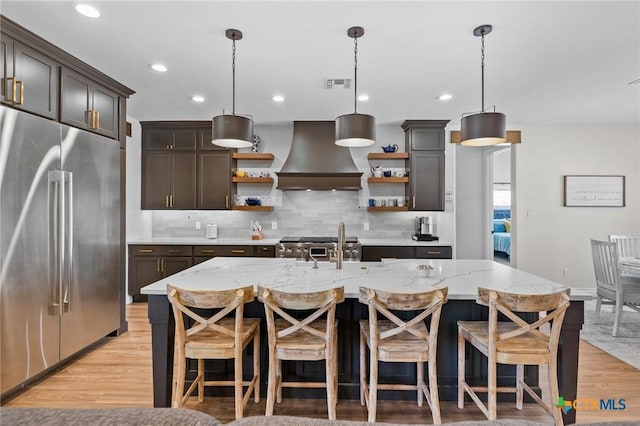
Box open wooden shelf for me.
[232,177,274,183]
[367,152,409,160]
[232,153,274,160]
[367,206,409,212]
[231,206,273,211]
[367,177,409,184]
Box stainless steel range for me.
[277,236,361,261]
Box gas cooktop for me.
[279,236,359,244]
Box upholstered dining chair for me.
[591,239,640,336]
[167,285,260,420]
[257,286,345,420]
[458,287,570,426]
[359,286,448,424]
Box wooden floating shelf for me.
[232,177,274,183]
[232,153,274,160]
[367,206,409,212]
[231,206,273,211]
[367,152,409,160]
[367,177,409,183]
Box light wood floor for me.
[3,303,639,424]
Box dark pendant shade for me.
[460,112,506,146]
[212,114,253,148]
[335,113,376,147]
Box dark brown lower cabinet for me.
[361,245,452,261]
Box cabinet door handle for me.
[167,249,182,253]
[170,195,174,208]
[138,249,153,253]
[165,195,169,208]
[161,258,165,272]
[225,195,229,208]
[413,196,416,209]
[231,249,245,254]
[427,251,441,255]
[7,77,17,103]
[261,247,270,251]
[201,249,216,254]
[166,144,170,150]
[94,110,100,129]
[16,80,24,105]
[156,258,161,273]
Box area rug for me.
[580,297,640,370]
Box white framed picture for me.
[563,175,625,207]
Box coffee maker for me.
[413,216,438,241]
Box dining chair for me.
[167,285,260,420]
[458,287,570,426]
[257,286,345,420]
[591,239,640,336]
[359,286,448,424]
[608,234,640,258]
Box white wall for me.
[514,125,640,288]
[455,146,485,259]
[493,148,511,184]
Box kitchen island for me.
[141,258,589,424]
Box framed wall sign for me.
[563,175,625,207]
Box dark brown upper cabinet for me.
[142,152,197,209]
[1,34,58,120]
[402,120,449,212]
[143,126,197,151]
[197,151,233,209]
[60,67,119,139]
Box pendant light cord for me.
[480,30,485,112]
[232,37,236,115]
[353,36,358,113]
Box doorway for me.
[484,147,512,265]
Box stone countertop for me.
[128,238,452,247]
[141,257,591,301]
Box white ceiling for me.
[2,1,639,127]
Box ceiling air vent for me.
[325,78,351,89]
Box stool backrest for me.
[476,287,570,352]
[359,286,448,345]
[167,285,255,346]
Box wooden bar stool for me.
[257,286,345,420]
[359,286,448,424]
[167,285,260,420]
[457,287,570,426]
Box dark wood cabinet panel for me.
[142,153,196,209]
[162,257,192,278]
[60,67,118,139]
[410,152,445,211]
[142,125,197,151]
[1,36,58,119]
[361,246,414,262]
[144,127,173,151]
[172,153,197,209]
[129,256,161,302]
[142,154,173,209]
[415,246,452,259]
[256,245,275,257]
[172,128,198,150]
[0,37,12,104]
[198,126,227,151]
[407,127,444,150]
[197,151,232,209]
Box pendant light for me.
[335,26,376,147]
[460,24,506,146]
[212,29,253,148]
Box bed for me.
[493,209,511,257]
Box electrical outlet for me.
[563,268,570,278]
[364,222,369,231]
[195,221,201,230]
[272,221,277,230]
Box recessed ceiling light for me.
[272,95,285,102]
[192,95,205,103]
[75,4,100,18]
[437,94,453,101]
[357,94,370,102]
[150,64,168,72]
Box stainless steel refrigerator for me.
[0,106,120,395]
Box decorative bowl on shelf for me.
[416,264,434,277]
[382,144,399,153]
[245,197,262,206]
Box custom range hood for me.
[276,121,363,190]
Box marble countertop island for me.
[141,257,590,301]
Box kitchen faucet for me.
[330,222,345,269]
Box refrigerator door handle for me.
[48,170,63,316]
[62,171,73,314]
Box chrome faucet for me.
[330,222,345,269]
